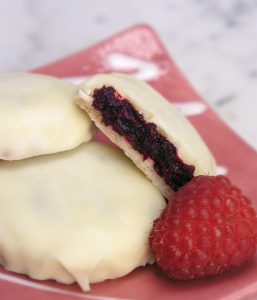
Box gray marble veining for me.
[0,0,257,150]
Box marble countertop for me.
[1,0,257,151]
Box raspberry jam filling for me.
[92,86,195,191]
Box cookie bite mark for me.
[76,73,216,198]
[92,86,195,191]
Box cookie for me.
[76,73,216,198]
[0,141,165,290]
[0,72,94,160]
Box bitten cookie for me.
[0,72,94,160]
[0,142,165,290]
[76,73,216,198]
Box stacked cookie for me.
[0,72,215,290]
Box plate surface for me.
[1,24,257,300]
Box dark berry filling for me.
[92,86,195,191]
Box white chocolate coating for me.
[0,142,165,290]
[0,72,94,160]
[76,73,216,198]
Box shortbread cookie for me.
[76,73,216,198]
[0,72,94,160]
[0,142,165,290]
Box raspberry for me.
[149,175,257,280]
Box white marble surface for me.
[1,0,257,150]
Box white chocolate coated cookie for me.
[0,142,165,290]
[0,72,94,160]
[76,73,216,198]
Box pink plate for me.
[1,24,257,300]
